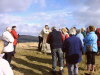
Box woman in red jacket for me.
[11,26,19,56]
[61,27,69,41]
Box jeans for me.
[51,48,63,71]
[68,63,78,75]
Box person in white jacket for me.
[2,27,14,64]
[0,48,14,75]
[41,25,51,53]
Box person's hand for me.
[97,52,100,56]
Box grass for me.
[0,41,100,75]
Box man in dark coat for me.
[47,27,64,75]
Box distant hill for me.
[0,35,39,43]
[18,35,38,43]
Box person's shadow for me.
[24,55,52,65]
[84,73,92,75]
[12,57,52,75]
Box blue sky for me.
[0,0,100,36]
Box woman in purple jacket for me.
[63,28,83,75]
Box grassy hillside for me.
[0,41,100,75]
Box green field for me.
[11,42,100,75]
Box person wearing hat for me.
[2,27,14,64]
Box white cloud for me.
[1,0,100,36]
[0,9,72,36]
[0,0,33,12]
[0,0,46,13]
[68,0,100,27]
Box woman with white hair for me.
[63,28,83,75]
[2,27,14,64]
[0,43,14,75]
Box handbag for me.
[86,45,92,52]
[4,40,9,47]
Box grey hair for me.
[69,28,76,35]
[77,29,81,34]
[51,26,56,30]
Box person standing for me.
[61,27,69,67]
[41,25,51,53]
[47,27,64,75]
[76,29,84,46]
[2,27,14,64]
[63,28,83,75]
[38,31,43,51]
[96,28,100,53]
[83,26,98,72]
[11,26,19,56]
[81,27,86,37]
[61,27,69,40]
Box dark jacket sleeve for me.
[62,39,68,52]
[79,39,83,53]
[47,33,51,44]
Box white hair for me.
[6,27,12,31]
[69,28,76,35]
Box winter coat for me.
[76,32,84,46]
[2,31,14,52]
[47,29,63,49]
[63,35,83,64]
[83,32,98,52]
[11,29,19,45]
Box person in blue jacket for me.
[63,28,83,75]
[83,26,98,72]
[76,29,84,46]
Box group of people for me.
[0,26,19,75]
[0,25,100,75]
[38,25,100,75]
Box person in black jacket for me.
[47,27,64,75]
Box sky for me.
[0,0,100,36]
